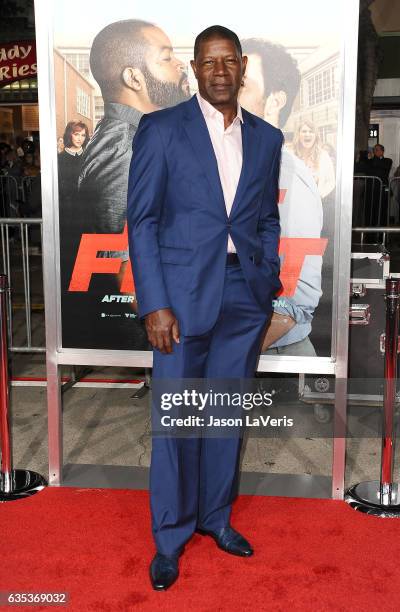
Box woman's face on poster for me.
[299,124,316,149]
[71,129,86,149]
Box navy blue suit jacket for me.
[127,95,283,337]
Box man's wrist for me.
[145,307,172,318]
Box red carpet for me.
[2,487,399,611]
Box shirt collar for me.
[65,147,83,157]
[104,102,143,127]
[196,92,243,125]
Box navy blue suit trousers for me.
[150,263,269,556]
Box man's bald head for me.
[90,19,154,99]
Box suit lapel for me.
[182,97,260,220]
[229,112,259,219]
[183,97,227,218]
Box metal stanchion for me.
[345,278,400,516]
[0,274,47,502]
[131,367,151,399]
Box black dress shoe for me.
[196,526,253,557]
[149,553,179,591]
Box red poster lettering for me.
[278,237,328,296]
[69,226,327,297]
[69,225,129,291]
[278,189,287,204]
[120,258,134,293]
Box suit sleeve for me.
[271,151,323,328]
[258,132,284,275]
[127,115,171,318]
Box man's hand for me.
[262,312,296,351]
[145,308,180,354]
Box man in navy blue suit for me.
[128,25,283,590]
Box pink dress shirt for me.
[196,93,243,253]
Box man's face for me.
[191,36,246,108]
[239,53,265,117]
[141,26,190,108]
[374,145,384,158]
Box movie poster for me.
[52,0,342,356]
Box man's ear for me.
[264,90,287,116]
[122,67,144,92]
[241,54,248,76]
[190,59,197,79]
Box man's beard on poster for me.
[141,65,191,108]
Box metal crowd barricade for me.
[0,217,45,353]
[353,175,385,243]
[0,273,47,501]
[352,227,400,253]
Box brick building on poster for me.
[54,49,94,141]
[285,43,340,148]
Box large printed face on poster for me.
[53,0,341,356]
